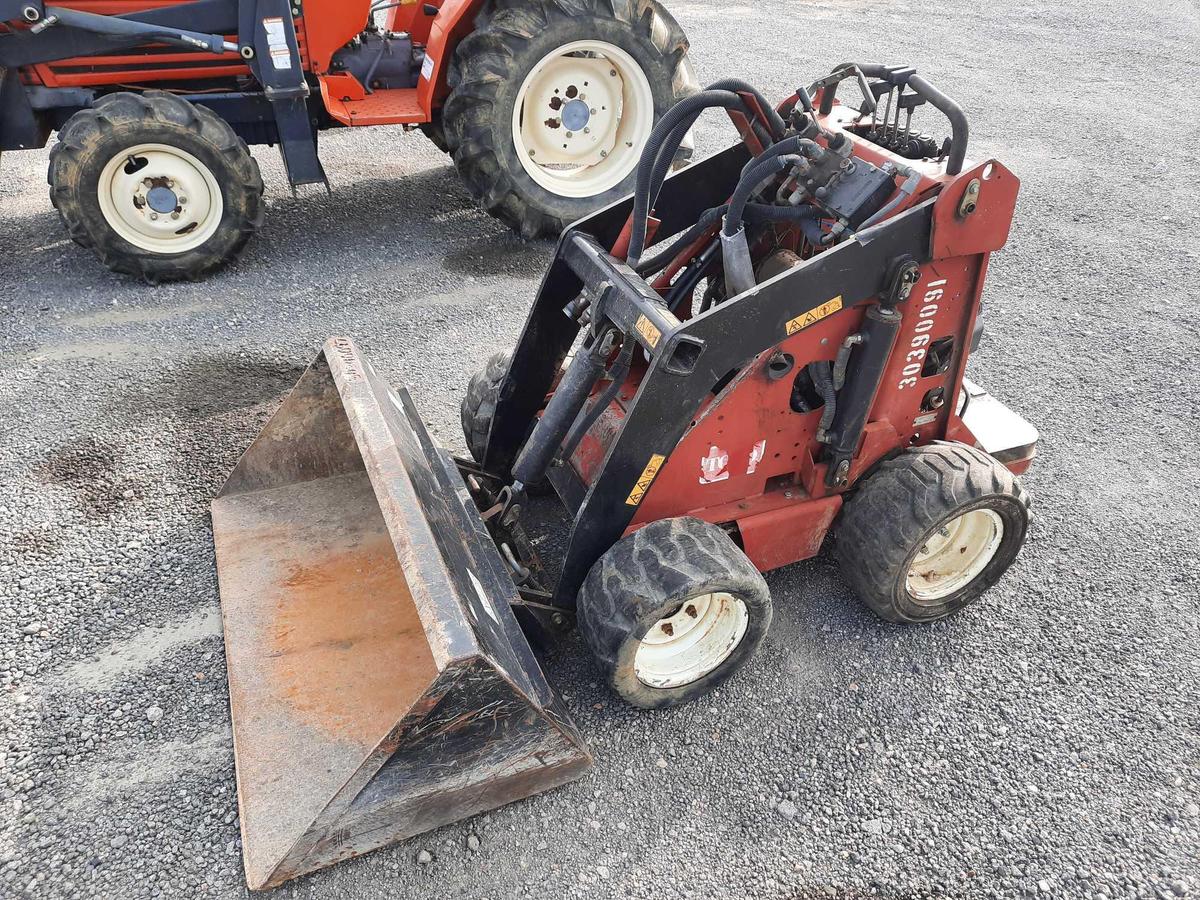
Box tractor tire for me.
[835,443,1031,624]
[48,91,264,283]
[442,0,696,238]
[577,517,772,710]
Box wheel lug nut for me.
[178,197,188,204]
[149,213,158,221]
[565,131,573,138]
[171,212,180,220]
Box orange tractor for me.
[0,0,696,280]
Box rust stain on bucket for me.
[268,531,436,747]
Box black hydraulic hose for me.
[742,202,821,225]
[665,240,720,315]
[705,77,787,141]
[634,203,727,277]
[809,362,837,437]
[627,90,749,267]
[724,136,820,236]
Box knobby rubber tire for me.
[48,91,264,283]
[442,0,696,238]
[577,516,772,709]
[462,350,513,464]
[834,442,1031,624]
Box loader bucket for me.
[210,337,592,891]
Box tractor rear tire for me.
[834,443,1031,624]
[442,0,695,238]
[48,91,264,283]
[577,517,772,710]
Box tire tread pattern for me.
[577,516,771,708]
[48,91,264,283]
[442,0,693,237]
[835,442,1031,623]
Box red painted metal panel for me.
[735,494,842,572]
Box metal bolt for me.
[685,604,698,618]
[149,213,158,221]
[171,212,180,220]
[661,622,674,636]
[600,150,607,158]
[590,108,596,115]
[528,149,536,157]
[565,131,573,138]
[583,127,590,134]
[609,69,617,76]
[551,613,565,626]
[179,197,188,205]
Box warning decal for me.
[262,17,292,70]
[625,453,666,506]
[635,314,661,349]
[785,296,843,335]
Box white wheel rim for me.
[634,592,749,689]
[96,143,223,254]
[906,509,1004,602]
[511,39,654,199]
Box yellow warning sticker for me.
[625,453,666,506]
[635,314,662,348]
[785,296,843,335]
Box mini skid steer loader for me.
[211,63,1038,888]
[0,0,695,280]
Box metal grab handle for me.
[816,63,970,176]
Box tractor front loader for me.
[212,63,1039,889]
[0,0,695,280]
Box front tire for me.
[835,443,1031,623]
[48,92,264,283]
[443,0,696,238]
[578,517,772,709]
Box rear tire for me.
[577,517,772,709]
[442,0,696,238]
[48,91,264,283]
[835,443,1031,623]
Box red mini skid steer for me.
[211,64,1038,888]
[0,0,694,280]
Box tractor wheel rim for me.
[511,39,654,199]
[634,592,749,689]
[96,143,223,254]
[906,508,1005,602]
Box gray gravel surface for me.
[2,1,1199,898]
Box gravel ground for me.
[2,1,1199,898]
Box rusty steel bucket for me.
[211,337,592,891]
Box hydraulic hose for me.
[627,90,750,268]
[634,203,727,277]
[704,77,788,141]
[723,136,820,236]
